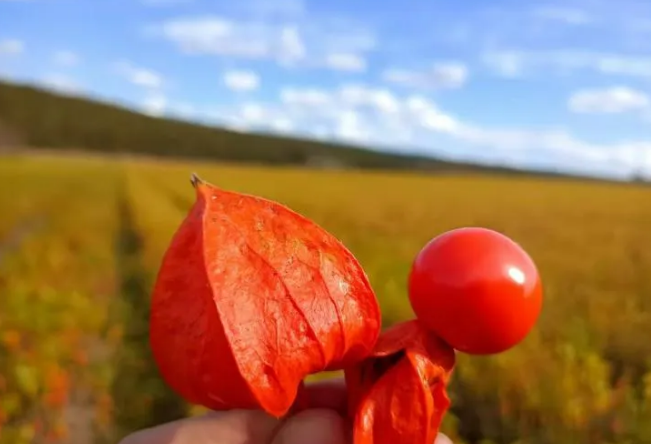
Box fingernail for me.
[272,409,347,444]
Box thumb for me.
[271,409,348,444]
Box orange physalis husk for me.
[345,320,456,444]
[150,174,382,418]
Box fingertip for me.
[118,410,280,444]
[272,409,348,444]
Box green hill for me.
[0,81,600,179]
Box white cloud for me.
[404,96,458,132]
[481,52,523,78]
[340,85,401,114]
[279,85,405,118]
[335,109,369,142]
[223,69,260,92]
[568,86,650,114]
[483,49,651,79]
[208,83,651,178]
[0,39,24,56]
[40,74,83,95]
[323,53,366,72]
[53,50,80,67]
[232,85,460,143]
[531,6,594,25]
[229,101,294,133]
[280,87,331,107]
[172,103,195,118]
[382,62,468,90]
[115,61,164,89]
[277,26,306,64]
[154,18,303,61]
[269,116,294,133]
[142,93,167,116]
[150,15,374,72]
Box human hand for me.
[118,379,453,444]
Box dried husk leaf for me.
[345,320,456,444]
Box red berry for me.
[408,227,542,355]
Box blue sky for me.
[2,0,651,179]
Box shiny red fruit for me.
[408,227,542,355]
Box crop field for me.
[1,153,651,444]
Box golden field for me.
[1,153,651,444]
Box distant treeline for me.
[0,81,626,181]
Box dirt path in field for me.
[108,186,187,442]
[63,329,115,444]
[63,390,97,444]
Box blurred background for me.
[1,0,651,443]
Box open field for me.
[1,153,651,444]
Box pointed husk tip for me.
[190,172,204,189]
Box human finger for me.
[271,409,348,444]
[118,409,280,444]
